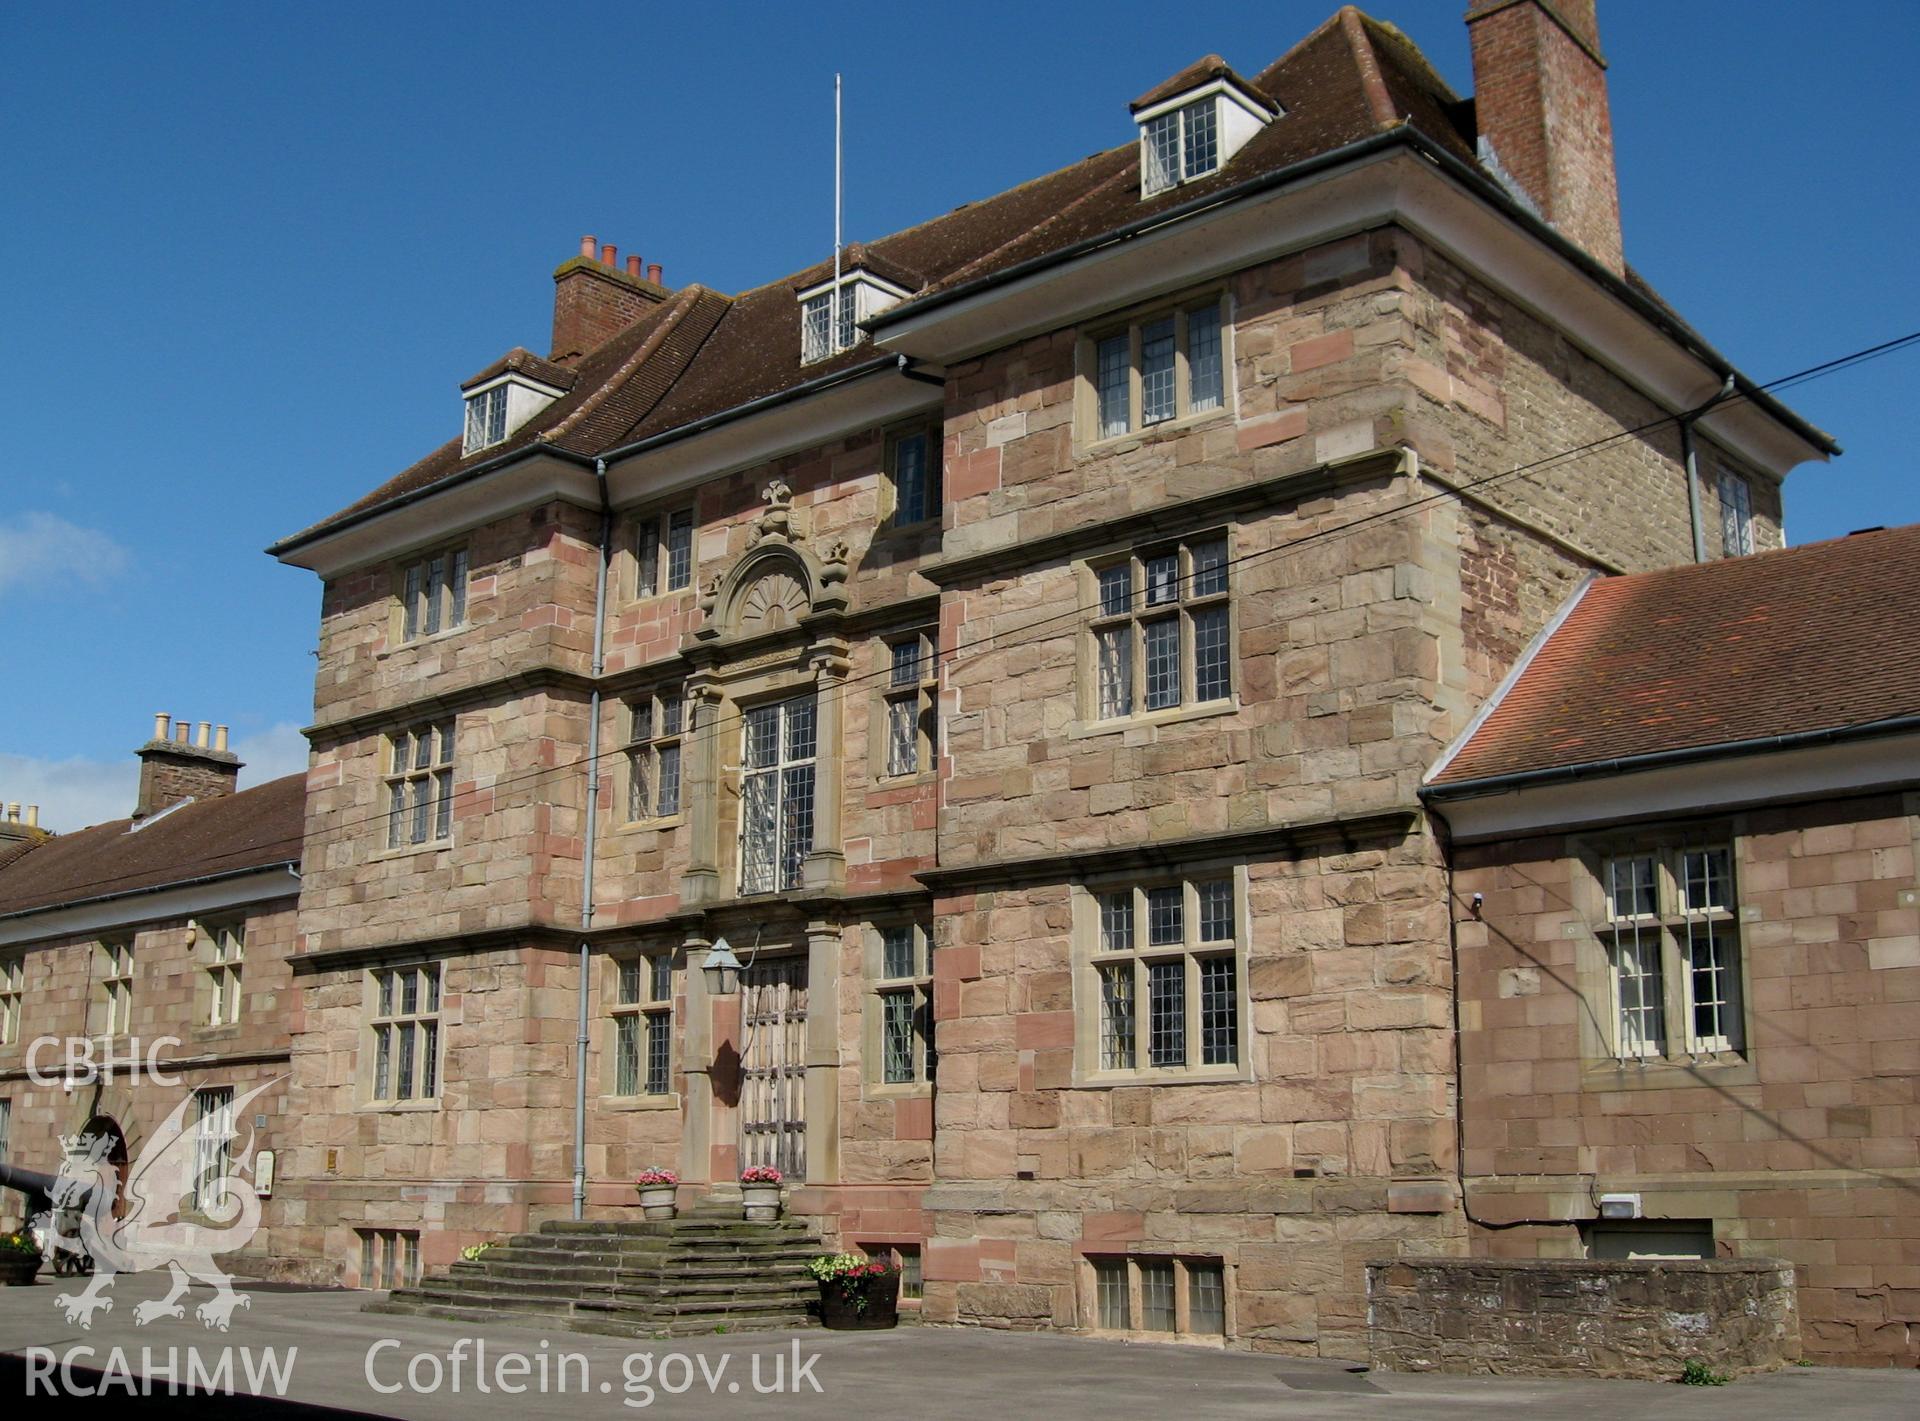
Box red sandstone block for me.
[925,1239,982,1283]
[1013,1011,1074,1051]
[1291,329,1356,372]
[1081,1211,1146,1243]
[1236,408,1308,453]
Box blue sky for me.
[3,2,1916,831]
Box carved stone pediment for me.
[693,480,852,644]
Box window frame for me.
[629,505,698,601]
[865,921,936,1097]
[395,545,470,644]
[1718,470,1755,557]
[624,688,686,824]
[1085,1254,1232,1340]
[0,955,21,1048]
[384,720,456,852]
[1078,291,1232,446]
[1073,868,1250,1086]
[364,962,444,1108]
[357,1228,421,1290]
[462,384,509,454]
[190,1086,235,1215]
[200,919,245,1029]
[608,951,676,1103]
[1584,835,1749,1066]
[875,629,938,782]
[1083,532,1235,726]
[1140,96,1222,197]
[884,422,944,530]
[736,692,818,896]
[98,939,134,1039]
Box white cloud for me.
[0,512,130,594]
[0,723,308,836]
[233,722,311,788]
[0,752,137,834]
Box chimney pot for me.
[153,712,171,743]
[24,806,37,829]
[196,721,212,749]
[215,725,230,752]
[626,255,643,277]
[647,263,663,286]
[601,243,617,266]
[580,234,598,259]
[5,804,17,824]
[174,719,190,744]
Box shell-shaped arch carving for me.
[737,564,811,635]
[710,544,820,640]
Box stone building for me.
[229,0,1834,1358]
[1426,525,1920,1367]
[0,719,305,1275]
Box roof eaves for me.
[1420,713,1920,803]
[265,438,596,558]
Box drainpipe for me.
[1680,375,1735,564]
[573,456,613,1221]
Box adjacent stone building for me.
[0,720,305,1275]
[1426,525,1920,1367]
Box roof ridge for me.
[546,285,722,443]
[1339,5,1402,131]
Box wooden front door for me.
[739,957,808,1179]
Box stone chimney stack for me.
[549,234,671,366]
[1466,0,1624,275]
[134,712,242,820]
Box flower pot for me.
[0,1253,42,1287]
[637,1186,678,1221]
[817,1274,899,1330]
[741,1183,782,1222]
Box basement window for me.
[357,1228,421,1289]
[1583,1220,1714,1261]
[1088,1255,1227,1337]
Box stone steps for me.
[370,1208,824,1338]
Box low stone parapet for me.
[1366,1256,1799,1379]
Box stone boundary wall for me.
[1366,1256,1799,1379]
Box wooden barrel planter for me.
[817,1272,900,1330]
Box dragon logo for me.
[51,1078,279,1331]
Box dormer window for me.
[797,267,915,364]
[1131,58,1280,199]
[1142,100,1219,195]
[464,385,508,453]
[459,349,573,455]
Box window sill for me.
[626,586,696,610]
[1582,1054,1756,1091]
[600,1092,682,1112]
[616,815,685,836]
[378,623,471,661]
[1066,697,1238,741]
[1073,1065,1250,1089]
[873,770,936,789]
[358,1098,443,1114]
[194,1024,245,1043]
[370,841,451,864]
[874,516,943,542]
[864,1081,934,1102]
[1079,1326,1228,1348]
[1080,408,1232,459]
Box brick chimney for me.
[549,234,670,366]
[134,713,241,821]
[1466,0,1624,275]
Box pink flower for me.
[634,1168,679,1187]
[740,1166,783,1185]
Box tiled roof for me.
[276,8,1485,551]
[0,775,305,920]
[1430,524,1920,788]
[461,347,579,392]
[1130,54,1279,114]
